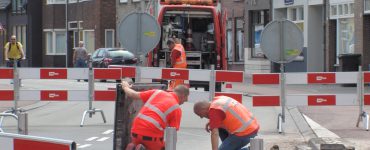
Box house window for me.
[12,25,27,54]
[105,29,115,48]
[120,0,128,3]
[331,3,354,19]
[44,30,67,55]
[236,30,244,61]
[365,0,370,14]
[12,0,26,14]
[227,30,232,62]
[287,7,303,22]
[83,30,95,54]
[251,10,269,58]
[337,18,355,55]
[47,0,91,4]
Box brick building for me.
[42,0,116,67]
[0,0,42,67]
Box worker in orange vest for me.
[167,38,187,91]
[193,96,259,150]
[122,80,189,150]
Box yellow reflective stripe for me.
[137,114,164,131]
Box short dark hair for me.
[167,38,175,45]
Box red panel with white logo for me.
[364,95,370,105]
[109,65,136,78]
[94,68,121,79]
[162,68,189,80]
[364,72,370,83]
[95,90,116,101]
[216,71,243,82]
[252,74,279,84]
[14,139,71,150]
[308,95,336,106]
[252,96,280,106]
[0,69,13,79]
[40,91,68,101]
[0,90,14,101]
[215,92,243,103]
[307,73,335,84]
[40,69,67,79]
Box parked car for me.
[91,48,137,68]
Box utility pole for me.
[65,0,69,67]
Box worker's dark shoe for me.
[135,144,146,150]
[125,143,135,150]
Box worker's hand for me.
[205,122,211,133]
[21,57,26,60]
[121,80,132,90]
[5,58,9,61]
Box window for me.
[331,5,338,17]
[365,0,370,14]
[105,29,115,48]
[251,10,268,58]
[47,0,91,4]
[236,30,244,61]
[120,0,128,3]
[330,3,354,19]
[287,7,303,23]
[44,30,67,55]
[227,30,232,62]
[83,30,95,54]
[12,0,26,14]
[337,18,355,55]
[12,25,27,54]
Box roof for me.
[0,0,10,10]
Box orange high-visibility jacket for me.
[172,44,187,68]
[210,96,259,136]
[134,90,181,137]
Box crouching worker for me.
[193,96,259,150]
[122,80,189,150]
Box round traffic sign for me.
[118,12,161,56]
[260,20,304,64]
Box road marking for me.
[78,144,92,149]
[86,137,99,141]
[97,137,110,142]
[303,114,340,138]
[102,129,114,134]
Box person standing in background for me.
[73,41,88,82]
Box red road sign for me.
[162,69,189,80]
[307,73,335,84]
[40,69,67,79]
[216,71,243,82]
[0,69,13,79]
[252,74,279,84]
[252,96,280,106]
[308,95,336,106]
[41,91,68,101]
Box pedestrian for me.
[4,35,25,85]
[193,96,260,150]
[121,80,189,150]
[167,38,187,91]
[73,41,88,82]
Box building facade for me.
[221,0,245,71]
[42,0,116,67]
[244,0,271,73]
[273,0,325,72]
[0,0,43,67]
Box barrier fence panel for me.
[251,68,369,131]
[0,132,76,150]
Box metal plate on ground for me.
[260,20,304,64]
[118,12,161,56]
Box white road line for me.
[78,144,92,149]
[102,129,114,134]
[96,137,110,142]
[85,137,99,141]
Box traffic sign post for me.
[260,19,304,133]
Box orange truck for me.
[147,0,227,91]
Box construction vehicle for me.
[147,0,227,91]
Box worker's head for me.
[173,85,189,105]
[193,101,211,119]
[167,38,176,50]
[10,35,16,44]
[79,41,84,47]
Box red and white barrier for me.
[109,65,244,82]
[252,94,370,106]
[252,72,358,84]
[0,132,76,150]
